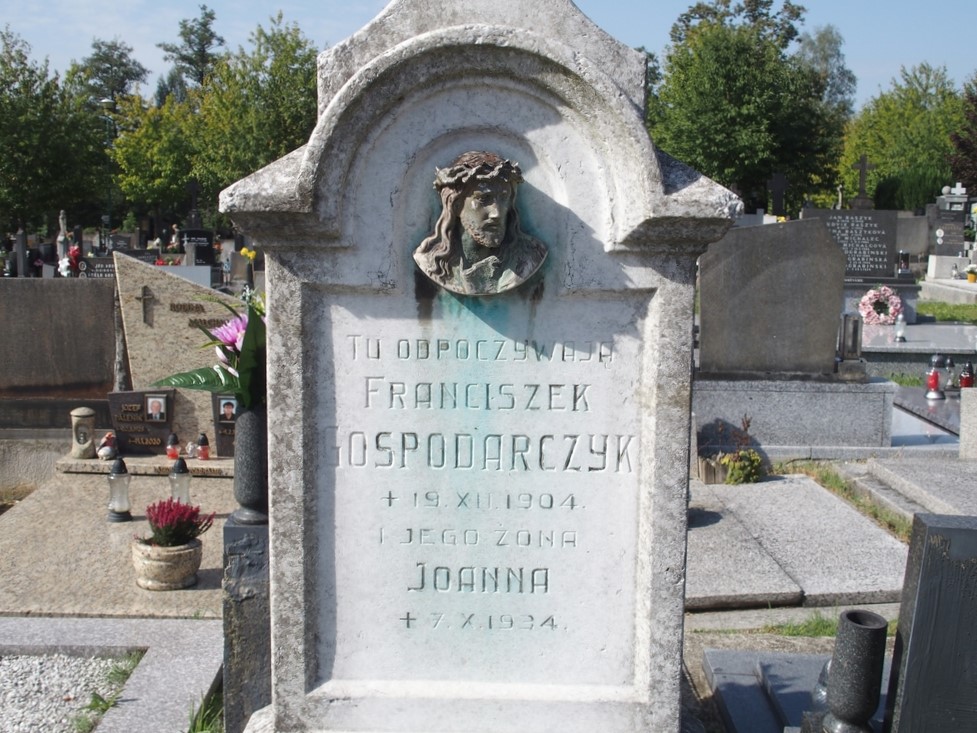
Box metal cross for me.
[135,285,155,324]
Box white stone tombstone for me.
[221,1,738,731]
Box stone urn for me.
[131,539,203,590]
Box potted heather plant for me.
[132,498,215,590]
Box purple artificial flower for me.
[210,314,248,354]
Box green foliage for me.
[0,27,106,232]
[840,64,964,211]
[191,13,318,214]
[886,373,924,387]
[64,38,148,103]
[761,611,839,637]
[188,687,224,733]
[719,449,765,484]
[916,300,977,324]
[111,93,197,219]
[950,72,977,191]
[157,4,226,88]
[651,7,844,215]
[70,651,144,733]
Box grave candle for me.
[166,433,180,459]
[196,432,209,460]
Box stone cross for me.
[767,172,788,217]
[853,154,876,197]
[950,182,967,196]
[135,285,155,325]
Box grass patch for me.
[0,484,35,517]
[917,300,977,324]
[773,461,913,543]
[71,650,144,733]
[886,372,924,387]
[758,611,899,638]
[188,685,223,733]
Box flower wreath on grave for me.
[857,285,903,326]
[152,287,266,408]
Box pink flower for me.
[211,314,248,354]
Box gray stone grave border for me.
[0,616,222,733]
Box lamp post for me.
[99,98,114,253]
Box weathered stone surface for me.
[699,219,845,375]
[223,1,738,731]
[0,278,115,398]
[114,253,240,454]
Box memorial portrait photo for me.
[146,395,167,421]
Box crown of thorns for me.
[434,152,523,191]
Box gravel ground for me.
[0,653,122,733]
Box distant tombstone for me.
[699,219,845,375]
[107,389,175,454]
[109,233,132,251]
[76,257,116,279]
[219,0,738,730]
[181,229,215,265]
[929,183,968,252]
[807,209,899,282]
[885,514,977,732]
[114,253,240,453]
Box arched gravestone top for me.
[220,2,739,732]
[220,0,739,258]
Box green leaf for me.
[153,365,239,395]
[236,304,266,408]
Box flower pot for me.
[697,456,728,485]
[968,272,976,283]
[132,538,202,590]
[231,404,268,525]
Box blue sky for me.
[5,0,974,109]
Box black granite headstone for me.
[108,389,175,454]
[77,257,116,279]
[109,233,132,251]
[885,514,977,732]
[181,229,215,265]
[807,209,898,282]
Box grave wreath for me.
[858,285,903,326]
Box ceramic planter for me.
[132,538,202,590]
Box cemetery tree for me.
[651,14,842,214]
[950,72,977,192]
[155,68,188,106]
[794,25,856,122]
[840,63,964,211]
[157,4,226,87]
[111,93,198,228]
[64,38,149,103]
[0,28,104,232]
[670,0,804,49]
[191,14,318,220]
